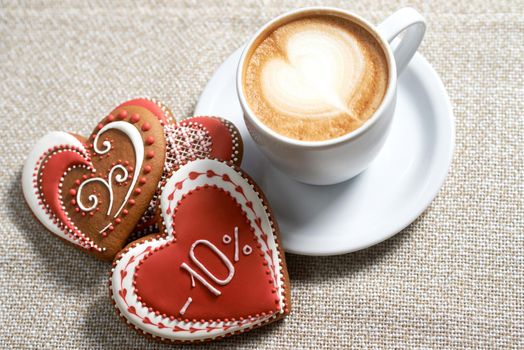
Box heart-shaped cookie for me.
[22,98,170,260]
[111,159,290,342]
[132,116,243,239]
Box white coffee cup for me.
[236,7,426,185]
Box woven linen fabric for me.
[1,0,523,348]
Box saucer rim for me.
[195,48,455,256]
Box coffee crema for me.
[243,15,389,141]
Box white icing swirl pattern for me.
[76,164,128,215]
[80,121,144,219]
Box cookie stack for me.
[21,98,291,343]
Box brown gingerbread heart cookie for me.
[110,158,290,343]
[22,98,170,260]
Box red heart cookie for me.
[111,159,290,342]
[22,98,170,260]
[131,116,243,239]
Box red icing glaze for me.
[39,149,91,239]
[134,186,278,320]
[189,117,234,161]
[117,99,171,125]
[130,114,140,123]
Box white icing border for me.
[22,132,88,247]
[111,159,286,341]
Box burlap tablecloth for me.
[1,0,523,348]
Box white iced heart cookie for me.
[243,16,389,141]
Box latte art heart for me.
[244,16,388,141]
[262,28,364,119]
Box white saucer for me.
[194,48,455,256]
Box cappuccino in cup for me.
[243,15,388,141]
[237,7,426,184]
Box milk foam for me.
[244,16,388,141]
[262,28,364,120]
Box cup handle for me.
[376,7,426,75]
